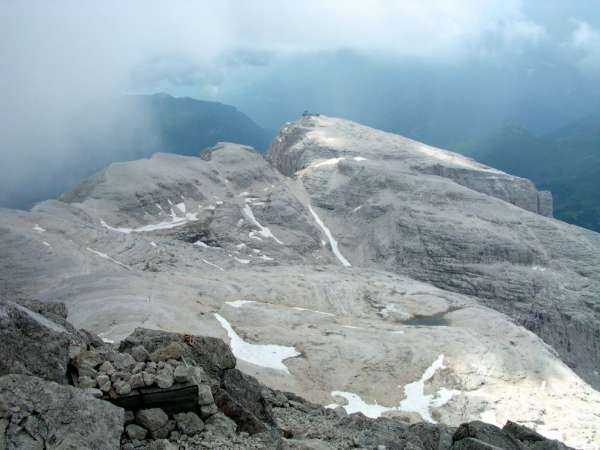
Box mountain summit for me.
[1,116,599,448]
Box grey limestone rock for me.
[0,374,123,449]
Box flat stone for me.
[111,371,131,383]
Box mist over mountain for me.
[461,116,600,232]
[0,94,270,210]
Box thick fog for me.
[2,1,600,208]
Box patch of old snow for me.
[150,241,158,247]
[292,307,334,316]
[214,313,299,373]
[480,410,499,427]
[257,254,274,261]
[353,156,367,161]
[239,191,250,197]
[101,212,199,234]
[308,206,351,267]
[234,257,251,264]
[242,205,283,244]
[352,205,364,213]
[326,391,394,419]
[201,258,225,272]
[86,248,130,270]
[33,224,46,233]
[176,202,186,213]
[398,354,457,423]
[42,241,51,248]
[194,241,220,249]
[226,300,256,308]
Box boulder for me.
[452,438,505,450]
[0,301,73,384]
[174,412,204,436]
[502,421,547,444]
[142,371,155,387]
[280,438,335,450]
[0,374,123,449]
[114,380,132,395]
[113,352,136,371]
[130,372,145,389]
[78,376,97,389]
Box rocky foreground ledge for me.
[0,299,575,450]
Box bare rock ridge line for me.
[0,299,577,449]
[0,116,599,448]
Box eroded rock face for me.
[0,374,124,449]
[0,301,74,384]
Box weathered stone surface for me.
[199,404,219,420]
[78,376,97,389]
[150,342,185,362]
[205,413,237,437]
[114,380,132,395]
[156,364,174,389]
[142,371,155,387]
[98,361,115,376]
[120,329,236,385]
[97,374,111,392]
[197,383,215,406]
[174,412,204,436]
[453,421,526,450]
[280,438,335,450]
[135,408,169,433]
[0,301,72,384]
[131,345,150,362]
[129,372,145,389]
[126,423,147,440]
[0,374,123,449]
[174,365,191,383]
[113,352,136,371]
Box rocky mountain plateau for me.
[1,115,599,449]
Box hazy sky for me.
[2,1,600,207]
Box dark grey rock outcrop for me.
[0,374,124,449]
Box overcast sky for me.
[2,1,600,207]
[3,0,600,103]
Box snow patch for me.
[242,205,283,244]
[33,224,46,233]
[175,202,186,213]
[326,391,394,418]
[226,300,256,308]
[150,241,158,247]
[292,307,335,316]
[201,258,225,272]
[101,212,199,234]
[398,354,457,423]
[308,206,351,267]
[86,248,130,270]
[234,257,251,265]
[214,314,299,373]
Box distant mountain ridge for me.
[0,93,272,210]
